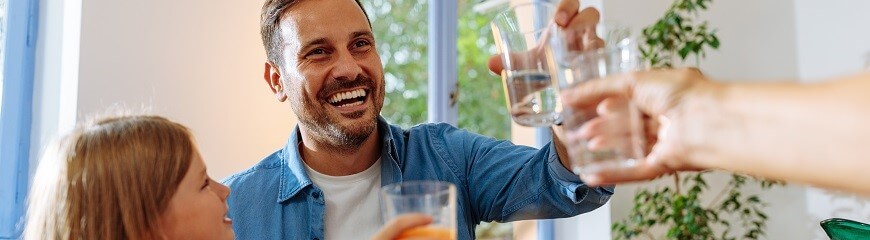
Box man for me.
[222,0,612,239]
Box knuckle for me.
[676,68,697,79]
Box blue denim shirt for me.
[222,117,613,240]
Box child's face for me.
[160,152,234,240]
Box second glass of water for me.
[557,37,648,174]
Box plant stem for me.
[707,182,734,209]
[673,173,682,194]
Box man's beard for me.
[292,74,383,153]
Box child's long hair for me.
[25,115,195,240]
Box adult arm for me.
[563,69,870,195]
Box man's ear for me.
[264,61,287,102]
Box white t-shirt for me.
[304,158,383,240]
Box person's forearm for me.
[683,72,870,194]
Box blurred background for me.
[1,0,868,239]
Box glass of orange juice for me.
[381,181,457,240]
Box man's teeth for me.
[328,89,366,104]
[337,101,363,108]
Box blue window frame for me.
[0,0,38,238]
[428,0,458,124]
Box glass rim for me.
[381,180,455,198]
[491,1,555,35]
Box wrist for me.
[671,79,727,169]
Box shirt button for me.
[311,191,320,198]
[313,238,319,240]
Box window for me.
[457,0,510,140]
[365,0,510,139]
[363,0,429,128]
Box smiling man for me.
[222,0,613,239]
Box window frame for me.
[427,0,459,124]
[0,0,38,238]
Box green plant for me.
[363,0,510,140]
[612,1,783,239]
[639,0,720,68]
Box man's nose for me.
[331,50,364,81]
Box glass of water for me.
[490,2,563,127]
[557,35,648,174]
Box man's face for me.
[276,0,384,149]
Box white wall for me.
[77,0,294,179]
[795,0,870,81]
[603,0,799,82]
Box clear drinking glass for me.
[491,2,562,127]
[381,181,457,240]
[556,36,648,174]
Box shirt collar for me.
[277,116,402,202]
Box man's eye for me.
[354,40,371,48]
[308,49,326,56]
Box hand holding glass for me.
[491,2,562,127]
[557,37,648,175]
[381,181,457,240]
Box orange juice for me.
[397,226,456,240]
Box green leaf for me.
[709,34,721,48]
[678,43,694,59]
[747,196,760,203]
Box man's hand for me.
[487,0,603,75]
[560,68,718,186]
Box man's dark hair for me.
[260,0,371,65]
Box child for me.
[24,114,431,239]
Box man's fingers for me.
[583,34,605,51]
[562,7,600,51]
[487,47,546,76]
[567,7,603,51]
[487,55,504,75]
[569,7,601,29]
[555,0,581,27]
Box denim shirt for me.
[222,117,613,240]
